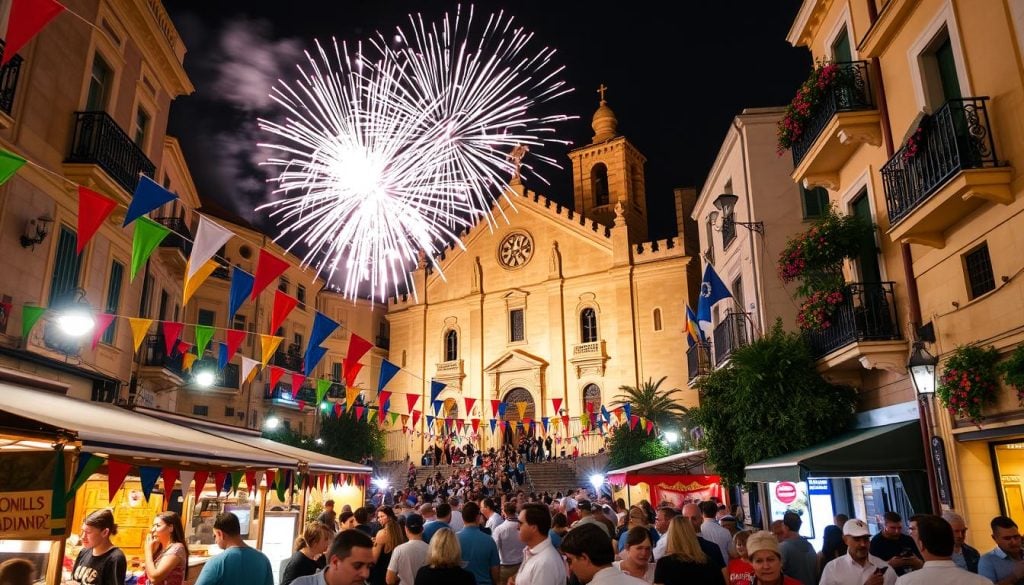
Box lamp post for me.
[713,193,764,234]
[908,341,942,513]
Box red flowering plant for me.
[796,289,845,331]
[937,345,1001,424]
[777,61,840,154]
[900,116,930,163]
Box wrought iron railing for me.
[192,358,240,389]
[267,383,317,404]
[153,216,192,256]
[791,61,875,166]
[67,111,155,194]
[881,97,1000,225]
[713,311,750,365]
[0,40,23,115]
[686,342,712,383]
[141,334,183,374]
[804,282,901,359]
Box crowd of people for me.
[419,436,585,470]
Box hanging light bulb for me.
[56,289,95,338]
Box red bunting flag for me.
[406,394,419,413]
[90,313,116,349]
[471,419,480,433]
[523,418,532,429]
[411,410,421,427]
[264,470,276,491]
[268,366,285,391]
[76,187,117,254]
[225,329,246,363]
[193,471,209,495]
[586,402,595,413]
[3,0,65,66]
[464,398,476,416]
[378,391,392,423]
[490,400,501,417]
[561,415,570,430]
[251,250,290,300]
[161,467,179,495]
[552,398,562,414]
[107,459,131,501]
[629,415,640,431]
[213,471,227,495]
[270,290,299,335]
[162,322,183,354]
[245,471,257,494]
[344,361,363,387]
[355,406,365,421]
[346,333,373,365]
[175,340,190,356]
[334,403,343,417]
[291,373,305,399]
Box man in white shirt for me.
[652,507,677,561]
[482,498,505,532]
[698,501,732,563]
[513,503,566,585]
[560,523,646,585]
[493,502,524,585]
[387,514,429,585]
[896,515,989,585]
[820,519,898,585]
[449,498,466,532]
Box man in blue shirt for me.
[195,513,273,585]
[421,502,452,543]
[456,502,500,585]
[979,515,1024,585]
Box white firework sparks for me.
[258,6,572,301]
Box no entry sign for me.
[775,481,798,504]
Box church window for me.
[583,384,602,414]
[444,329,458,361]
[509,309,525,342]
[591,163,609,207]
[580,308,598,343]
[653,308,663,332]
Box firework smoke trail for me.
[258,6,573,300]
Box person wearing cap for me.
[896,514,988,585]
[576,501,613,538]
[743,530,800,585]
[387,514,429,585]
[819,519,896,585]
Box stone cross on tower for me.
[508,144,529,180]
[597,83,608,102]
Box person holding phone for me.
[819,519,896,585]
[870,513,922,576]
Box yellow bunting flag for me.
[259,334,283,366]
[516,401,527,420]
[129,318,153,352]
[183,259,219,305]
[346,387,360,411]
[182,353,197,371]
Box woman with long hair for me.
[413,528,474,585]
[72,509,127,585]
[143,511,188,585]
[370,506,407,585]
[281,522,333,585]
[654,517,725,585]
[614,526,655,582]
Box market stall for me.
[606,450,725,508]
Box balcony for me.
[190,358,240,392]
[0,40,23,126]
[139,334,183,388]
[882,98,1012,248]
[686,343,712,383]
[65,111,156,196]
[272,350,303,373]
[805,282,906,373]
[266,383,317,409]
[712,311,751,366]
[435,359,466,386]
[791,61,881,191]
[154,215,192,269]
[569,340,608,377]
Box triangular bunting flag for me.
[228,267,254,322]
[343,360,363,387]
[471,419,480,433]
[139,466,161,502]
[304,345,328,377]
[2,0,65,66]
[629,415,640,430]
[192,471,207,495]
[183,259,218,305]
[264,470,276,492]
[347,334,373,365]
[491,400,501,417]
[76,186,117,254]
[464,398,476,416]
[251,250,290,300]
[623,403,632,420]
[217,342,228,370]
[241,356,260,384]
[67,453,104,497]
[225,329,246,363]
[213,471,228,496]
[308,311,341,349]
[389,411,400,426]
[89,313,115,349]
[426,415,434,429]
[161,468,180,495]
[516,402,527,420]
[433,400,443,415]
[244,471,257,495]
[230,471,243,494]
[162,322,183,355]
[270,290,299,335]
[291,373,306,399]
[194,325,215,358]
[406,394,420,413]
[128,317,152,352]
[430,380,445,404]
[542,417,550,432]
[259,334,284,366]
[552,398,562,414]
[175,340,190,356]
[268,366,285,392]
[316,378,332,404]
[345,387,360,411]
[333,403,343,417]
[107,460,131,501]
[355,406,365,421]
[130,216,170,280]
[125,176,177,227]
[182,353,197,371]
[187,216,235,283]
[378,360,400,394]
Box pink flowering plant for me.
[777,61,840,154]
[937,345,1001,423]
[796,289,845,331]
[997,345,1024,406]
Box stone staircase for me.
[524,461,586,495]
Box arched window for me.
[580,308,598,343]
[653,308,663,331]
[583,384,602,415]
[444,329,458,361]
[591,163,609,207]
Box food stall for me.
[606,450,725,508]
[0,383,369,585]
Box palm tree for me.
[612,376,690,430]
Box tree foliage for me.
[263,410,386,462]
[606,424,673,469]
[612,376,690,430]
[690,321,857,486]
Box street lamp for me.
[908,340,942,513]
[662,430,679,445]
[908,341,938,395]
[56,289,95,338]
[194,369,216,388]
[264,413,281,430]
[712,193,764,234]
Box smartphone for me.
[875,567,886,575]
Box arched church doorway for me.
[502,387,535,447]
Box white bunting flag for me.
[241,356,260,383]
[178,470,195,496]
[186,216,235,282]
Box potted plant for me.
[937,345,1001,423]
[777,61,840,154]
[997,345,1024,406]
[796,288,846,331]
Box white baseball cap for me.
[843,518,871,537]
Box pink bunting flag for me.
[107,459,131,501]
[162,322,183,355]
[90,313,116,349]
[407,394,420,413]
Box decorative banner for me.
[225,329,246,363]
[343,361,363,387]
[346,334,373,366]
[646,420,655,435]
[406,394,420,413]
[291,373,306,399]
[552,398,562,414]
[2,0,65,66]
[333,403,343,417]
[161,468,179,496]
[192,471,208,496]
[490,419,497,434]
[251,250,290,300]
[378,390,392,421]
[562,414,570,430]
[259,334,283,366]
[187,216,235,283]
[229,471,242,494]
[411,410,421,427]
[498,402,508,418]
[542,417,550,432]
[601,405,611,422]
[175,340,190,356]
[623,403,632,420]
[433,400,443,415]
[228,267,254,322]
[316,378,332,404]
[76,187,117,254]
[194,325,215,358]
[267,366,285,392]
[345,386,360,410]
[426,415,434,429]
[107,460,131,501]
[264,470,276,492]
[464,397,476,416]
[217,342,228,370]
[471,419,481,433]
[162,322,183,355]
[378,360,400,394]
[139,466,161,502]
[183,259,218,305]
[629,415,640,430]
[124,176,177,227]
[130,217,170,280]
[430,380,446,404]
[213,471,228,496]
[516,402,527,420]
[67,453,105,497]
[275,471,287,502]
[305,345,328,377]
[490,400,501,417]
[355,406,365,421]
[19,305,45,340]
[182,353,197,371]
[241,356,260,384]
[128,317,152,352]
[586,402,594,414]
[270,290,299,335]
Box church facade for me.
[383,99,698,459]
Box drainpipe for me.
[732,119,764,338]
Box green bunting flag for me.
[0,149,26,185]
[66,453,105,498]
[50,446,66,536]
[275,471,287,502]
[316,379,331,404]
[130,217,170,280]
[21,305,45,340]
[230,471,243,494]
[194,325,214,358]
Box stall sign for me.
[0,451,58,539]
[807,478,831,495]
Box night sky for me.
[164,1,811,243]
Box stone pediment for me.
[483,349,549,374]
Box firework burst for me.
[258,6,572,301]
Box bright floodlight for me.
[372,477,390,490]
[320,401,330,411]
[57,310,95,338]
[315,437,324,445]
[663,431,679,444]
[264,415,281,430]
[589,474,605,490]
[194,370,215,388]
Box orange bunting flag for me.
[182,353,197,371]
[129,318,152,352]
[516,402,527,421]
[183,259,219,305]
[259,334,283,366]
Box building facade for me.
[384,100,698,460]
